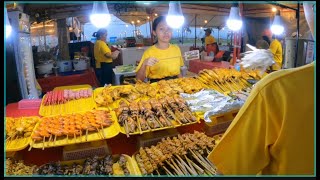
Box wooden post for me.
[57,19,70,60]
[194,14,197,48]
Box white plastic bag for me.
[240,44,275,75]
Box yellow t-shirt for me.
[208,62,315,175]
[135,44,184,79]
[269,39,283,70]
[94,40,112,68]
[205,35,216,45]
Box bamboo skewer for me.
[170,158,184,175]
[175,155,198,175]
[85,129,88,141]
[185,155,204,174]
[28,141,33,151]
[174,158,189,175]
[162,165,174,176]
[165,160,181,175]
[42,136,45,150]
[135,116,143,134]
[188,149,215,174]
[124,120,130,137]
[156,169,160,176]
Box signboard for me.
[184,50,199,61]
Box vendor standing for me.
[269,35,283,71]
[93,28,118,86]
[136,16,184,82]
[204,28,216,46]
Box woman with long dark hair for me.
[136,16,184,82]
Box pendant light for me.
[90,1,111,28]
[166,1,185,29]
[270,10,284,35]
[226,3,243,31]
[5,7,12,38]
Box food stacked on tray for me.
[116,95,199,137]
[94,85,141,108]
[30,110,118,149]
[5,117,40,151]
[134,131,218,176]
[39,88,96,116]
[6,158,37,175]
[197,68,257,94]
[34,155,136,175]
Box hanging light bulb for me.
[271,10,284,35]
[226,3,243,31]
[5,7,12,38]
[166,1,185,29]
[90,1,111,28]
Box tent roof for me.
[18,2,302,28]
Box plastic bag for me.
[240,44,274,75]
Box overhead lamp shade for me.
[5,7,12,38]
[90,1,111,28]
[271,11,284,35]
[166,1,185,29]
[227,6,243,31]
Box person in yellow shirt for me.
[269,35,283,71]
[93,28,119,86]
[204,28,216,46]
[208,2,315,175]
[136,16,184,82]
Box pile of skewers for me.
[34,155,131,175]
[135,131,218,176]
[116,95,197,137]
[6,158,37,175]
[42,89,93,106]
[157,78,205,97]
[197,69,256,94]
[6,117,39,142]
[30,110,113,150]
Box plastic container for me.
[73,59,89,71]
[203,56,213,61]
[204,110,238,136]
[6,116,40,152]
[137,129,179,148]
[18,99,42,109]
[63,141,111,161]
[57,60,73,72]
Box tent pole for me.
[294,2,300,67]
[194,14,197,48]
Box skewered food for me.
[116,96,197,136]
[6,117,39,141]
[135,131,218,176]
[95,85,141,107]
[197,68,256,94]
[31,110,113,149]
[43,89,93,106]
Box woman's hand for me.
[144,57,159,66]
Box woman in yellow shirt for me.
[269,35,283,71]
[136,16,184,82]
[93,29,117,86]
